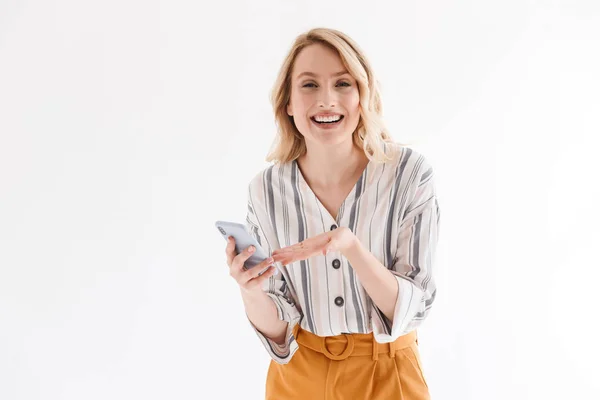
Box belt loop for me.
[372,334,379,361]
[389,340,396,358]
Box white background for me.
[1,1,599,399]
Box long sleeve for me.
[245,184,303,364]
[371,162,441,343]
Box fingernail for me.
[248,246,255,253]
[267,257,274,263]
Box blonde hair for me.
[266,27,400,164]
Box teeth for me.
[314,115,342,123]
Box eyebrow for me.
[296,71,350,79]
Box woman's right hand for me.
[225,236,278,296]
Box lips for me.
[309,115,345,130]
[310,115,345,124]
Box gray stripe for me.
[279,164,299,305]
[367,163,387,323]
[252,225,261,247]
[292,160,315,333]
[337,201,345,223]
[384,147,412,268]
[421,209,434,289]
[375,305,391,334]
[248,183,273,254]
[403,195,435,218]
[246,204,262,247]
[398,155,426,225]
[279,165,290,246]
[408,212,423,280]
[265,166,279,241]
[262,336,290,359]
[420,166,433,185]
[347,170,367,332]
[368,163,386,251]
[426,288,436,307]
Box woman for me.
[225,27,440,399]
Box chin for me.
[310,131,354,147]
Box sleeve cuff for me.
[246,295,303,365]
[266,292,302,323]
[371,275,426,343]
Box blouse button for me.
[332,259,341,269]
[334,296,344,307]
[330,224,337,231]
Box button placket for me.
[329,219,346,330]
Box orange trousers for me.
[265,323,430,400]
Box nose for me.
[318,86,337,108]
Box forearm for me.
[342,237,399,322]
[241,289,288,345]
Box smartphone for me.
[215,220,272,272]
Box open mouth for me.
[310,115,344,125]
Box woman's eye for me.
[301,81,351,88]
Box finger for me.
[271,253,289,265]
[231,245,257,277]
[245,265,277,290]
[256,265,278,281]
[274,246,325,264]
[241,256,276,283]
[273,243,305,255]
[288,239,309,250]
[321,237,335,255]
[225,236,236,266]
[272,253,297,266]
[292,237,325,253]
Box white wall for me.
[1,1,599,399]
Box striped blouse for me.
[244,142,441,365]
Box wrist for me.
[340,233,362,257]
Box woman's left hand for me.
[271,226,358,265]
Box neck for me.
[297,138,369,189]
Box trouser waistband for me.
[292,323,418,361]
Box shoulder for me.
[382,141,438,216]
[381,142,439,220]
[247,162,286,190]
[382,141,436,179]
[246,161,293,204]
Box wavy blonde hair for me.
[266,27,400,164]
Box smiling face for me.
[286,43,361,148]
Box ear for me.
[286,102,293,116]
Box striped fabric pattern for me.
[245,142,441,365]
